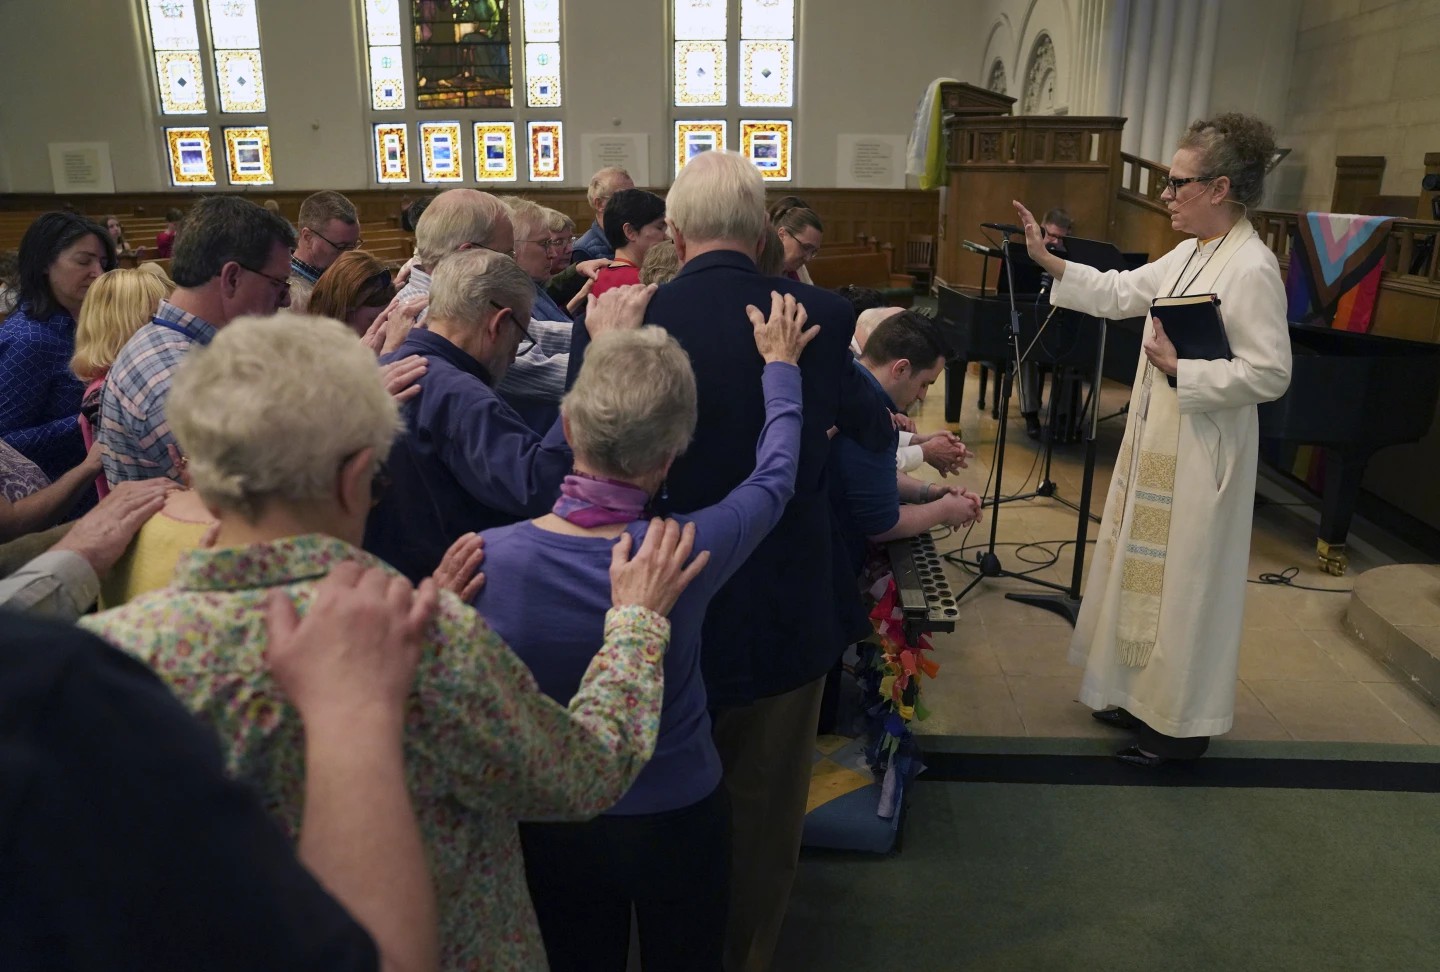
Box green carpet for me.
[776,779,1440,970]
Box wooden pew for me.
[806,251,915,306]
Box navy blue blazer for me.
[567,249,892,705]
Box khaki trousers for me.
[710,675,826,972]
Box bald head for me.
[415,188,514,268]
[855,306,904,354]
[587,166,635,218]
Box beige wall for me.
[1208,0,1302,148]
[6,0,1399,202]
[1270,0,1440,212]
[0,0,988,194]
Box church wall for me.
[1271,0,1440,213]
[0,0,167,194]
[976,0,1078,113]
[1206,0,1301,164]
[0,0,990,194]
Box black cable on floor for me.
[1248,566,1352,594]
[940,537,1096,579]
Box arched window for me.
[142,0,274,186]
[672,0,797,182]
[361,0,565,186]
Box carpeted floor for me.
[776,740,1440,971]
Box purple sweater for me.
[473,363,801,815]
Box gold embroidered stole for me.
[1112,222,1254,666]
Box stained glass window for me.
[155,50,208,114]
[166,127,216,186]
[147,0,201,49]
[374,123,411,183]
[215,49,266,113]
[674,0,726,40]
[366,0,403,44]
[204,1,266,112]
[364,0,407,109]
[741,119,791,181]
[525,42,562,108]
[673,0,795,178]
[223,126,273,184]
[740,0,793,39]
[420,121,465,182]
[527,121,564,182]
[413,0,512,110]
[675,120,726,173]
[474,122,518,181]
[146,1,207,114]
[523,0,562,108]
[739,40,791,106]
[675,41,726,106]
[145,2,279,185]
[206,0,259,49]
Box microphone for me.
[982,221,1025,235]
[961,239,1000,257]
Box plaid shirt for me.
[98,300,216,485]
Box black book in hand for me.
[1150,293,1229,388]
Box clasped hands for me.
[889,411,972,476]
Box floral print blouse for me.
[81,532,669,972]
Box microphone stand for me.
[955,232,1070,604]
[992,296,1100,524]
[1002,314,1108,624]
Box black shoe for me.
[1091,707,1141,730]
[1023,412,1041,440]
[1115,745,1168,768]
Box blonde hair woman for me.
[72,267,173,498]
[81,312,703,970]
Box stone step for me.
[1346,564,1440,707]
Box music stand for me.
[1004,237,1131,624]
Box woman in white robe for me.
[1014,113,1291,765]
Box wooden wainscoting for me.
[0,187,943,274]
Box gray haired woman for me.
[470,290,815,970]
[81,311,706,970]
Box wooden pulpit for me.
[934,96,1126,292]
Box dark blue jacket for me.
[365,329,571,582]
[566,249,893,705]
[570,222,614,263]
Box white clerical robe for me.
[1050,221,1291,737]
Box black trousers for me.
[519,784,730,972]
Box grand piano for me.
[936,287,1440,576]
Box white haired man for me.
[564,150,895,972]
[364,249,565,582]
[571,166,634,263]
[391,188,570,430]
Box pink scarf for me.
[551,472,651,527]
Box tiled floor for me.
[904,362,1440,746]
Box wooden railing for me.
[1251,209,1440,289]
[1120,151,1440,293]
[1119,153,1171,213]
